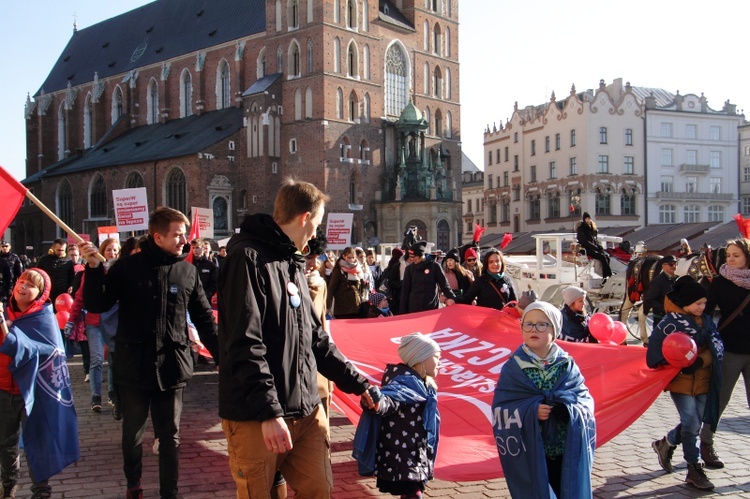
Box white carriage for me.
[503,233,627,315]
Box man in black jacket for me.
[217,179,374,497]
[0,240,24,289]
[401,241,457,313]
[34,238,75,306]
[80,207,219,499]
[644,255,678,329]
[190,237,218,301]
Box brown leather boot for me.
[700,442,725,469]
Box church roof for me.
[36,0,266,96]
[23,107,242,184]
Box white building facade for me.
[741,122,750,215]
[644,93,743,225]
[482,78,644,235]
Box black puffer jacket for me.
[217,213,369,422]
[35,254,74,304]
[400,259,456,313]
[459,273,516,310]
[83,237,218,391]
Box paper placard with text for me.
[325,213,353,250]
[113,188,149,232]
[191,207,214,239]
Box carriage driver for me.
[643,255,678,331]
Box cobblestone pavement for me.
[12,356,750,498]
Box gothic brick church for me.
[15,0,462,255]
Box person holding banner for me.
[80,207,219,499]
[492,301,596,498]
[401,242,456,314]
[217,178,375,498]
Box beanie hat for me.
[667,275,707,308]
[582,212,591,221]
[409,241,428,257]
[398,332,440,367]
[464,247,478,261]
[562,285,587,306]
[445,248,460,262]
[370,292,387,307]
[391,247,404,259]
[521,301,562,338]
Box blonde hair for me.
[18,269,44,292]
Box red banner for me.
[0,165,28,235]
[330,304,679,481]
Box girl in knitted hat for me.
[492,301,596,498]
[366,292,393,318]
[647,275,723,490]
[559,285,597,343]
[354,332,441,498]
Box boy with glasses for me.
[492,301,596,498]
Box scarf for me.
[719,264,750,290]
[487,271,505,281]
[340,260,363,281]
[520,342,563,371]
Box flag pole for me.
[24,190,106,263]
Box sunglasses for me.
[466,258,476,262]
[664,262,676,267]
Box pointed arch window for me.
[336,88,344,119]
[423,21,429,51]
[289,0,299,28]
[385,43,407,116]
[305,87,313,118]
[363,93,370,123]
[83,93,93,149]
[433,66,443,99]
[125,172,144,189]
[346,0,357,29]
[257,48,267,79]
[111,86,123,125]
[180,69,193,117]
[334,0,340,23]
[333,38,341,73]
[218,60,231,108]
[57,102,67,160]
[363,44,370,80]
[289,41,300,77]
[445,111,452,138]
[423,62,429,95]
[166,169,187,214]
[147,78,159,124]
[433,23,442,56]
[434,109,443,137]
[349,91,358,122]
[445,67,451,100]
[347,41,359,78]
[58,180,73,236]
[90,174,108,218]
[445,26,451,57]
[424,107,431,135]
[362,0,369,31]
[306,39,313,73]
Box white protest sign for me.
[113,188,149,232]
[191,207,215,239]
[325,213,353,250]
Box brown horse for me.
[619,244,724,342]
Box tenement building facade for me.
[482,78,743,236]
[15,0,462,255]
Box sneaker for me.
[84,373,90,382]
[652,436,675,473]
[700,442,725,469]
[686,462,714,490]
[125,486,143,499]
[91,395,102,413]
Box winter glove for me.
[680,357,704,375]
[550,403,570,423]
[63,322,75,338]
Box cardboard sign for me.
[325,213,353,250]
[113,188,149,232]
[191,207,214,239]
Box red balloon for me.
[589,312,614,342]
[54,293,74,313]
[56,310,70,330]
[609,321,628,345]
[662,332,698,368]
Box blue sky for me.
[1,1,748,182]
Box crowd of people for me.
[0,180,749,498]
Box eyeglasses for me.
[466,258,476,263]
[521,322,553,333]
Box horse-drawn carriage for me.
[503,232,628,316]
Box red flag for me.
[734,213,750,239]
[185,209,201,264]
[330,305,678,481]
[0,165,28,235]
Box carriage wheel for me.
[624,303,652,343]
